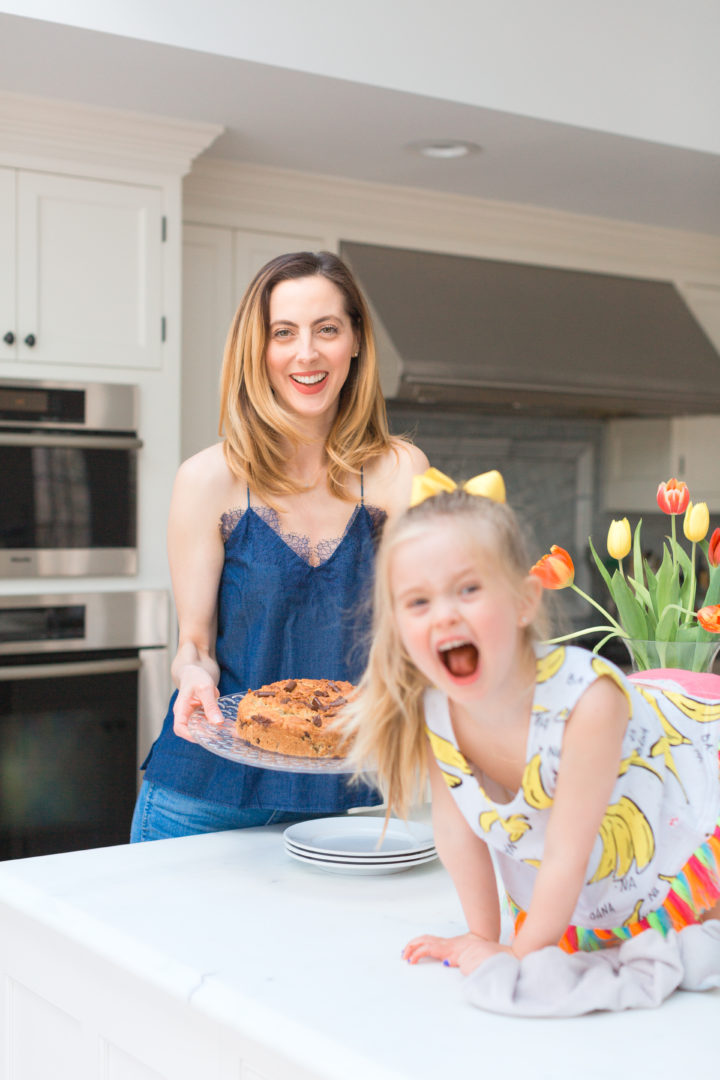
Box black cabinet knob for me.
[24,334,36,347]
[2,331,14,345]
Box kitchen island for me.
[0,817,716,1080]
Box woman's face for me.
[265,275,358,422]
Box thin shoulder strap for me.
[246,484,251,508]
[360,464,364,504]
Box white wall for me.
[2,0,719,154]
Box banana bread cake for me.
[235,677,354,758]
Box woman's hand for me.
[172,664,223,741]
[402,931,499,969]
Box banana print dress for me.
[424,644,720,951]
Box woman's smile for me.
[289,370,329,393]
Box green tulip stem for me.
[685,540,697,626]
[671,515,677,572]
[544,625,627,646]
[571,583,624,632]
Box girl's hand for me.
[402,932,497,968]
[173,665,222,741]
[457,939,512,975]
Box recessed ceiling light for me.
[407,139,481,159]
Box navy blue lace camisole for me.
[141,482,384,811]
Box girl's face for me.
[265,275,358,423]
[390,519,540,704]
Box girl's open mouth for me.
[438,640,479,678]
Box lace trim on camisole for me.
[219,502,386,566]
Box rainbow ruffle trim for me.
[509,815,720,954]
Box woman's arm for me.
[403,750,501,966]
[167,449,227,738]
[510,675,630,958]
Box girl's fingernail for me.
[443,959,450,966]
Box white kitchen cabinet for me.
[603,416,720,510]
[1,168,163,370]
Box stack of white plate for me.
[283,816,437,875]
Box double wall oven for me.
[0,378,139,577]
[0,379,170,859]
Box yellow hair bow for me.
[410,467,506,507]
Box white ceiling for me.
[1,11,719,236]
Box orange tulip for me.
[657,478,690,515]
[697,605,720,633]
[530,546,575,590]
[708,527,720,568]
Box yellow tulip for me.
[683,501,709,543]
[607,518,631,560]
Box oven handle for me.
[0,658,142,681]
[0,433,143,450]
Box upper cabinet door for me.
[15,171,163,369]
[0,168,16,359]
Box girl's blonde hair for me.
[342,489,547,818]
[219,251,392,500]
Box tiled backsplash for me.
[388,403,607,636]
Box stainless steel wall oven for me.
[0,590,168,859]
[0,378,141,577]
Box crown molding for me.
[183,158,720,282]
[0,92,223,179]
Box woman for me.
[131,250,428,840]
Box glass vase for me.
[623,638,720,674]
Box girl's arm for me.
[167,451,227,738]
[510,675,629,958]
[403,749,501,966]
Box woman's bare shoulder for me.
[173,443,242,512]
[365,437,429,516]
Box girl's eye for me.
[460,583,480,596]
[406,597,429,610]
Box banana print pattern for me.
[535,646,565,683]
[662,690,720,724]
[589,796,655,883]
[423,643,720,932]
[521,753,554,810]
[425,726,472,784]
[635,685,690,800]
[478,810,530,843]
[591,656,633,713]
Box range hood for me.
[341,241,720,417]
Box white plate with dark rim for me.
[284,838,437,865]
[283,816,435,858]
[284,846,438,876]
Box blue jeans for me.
[130,779,331,842]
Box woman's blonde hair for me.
[219,251,391,500]
[342,489,547,818]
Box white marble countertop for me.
[0,814,716,1080]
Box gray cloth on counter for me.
[464,920,720,1017]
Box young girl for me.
[343,483,720,974]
